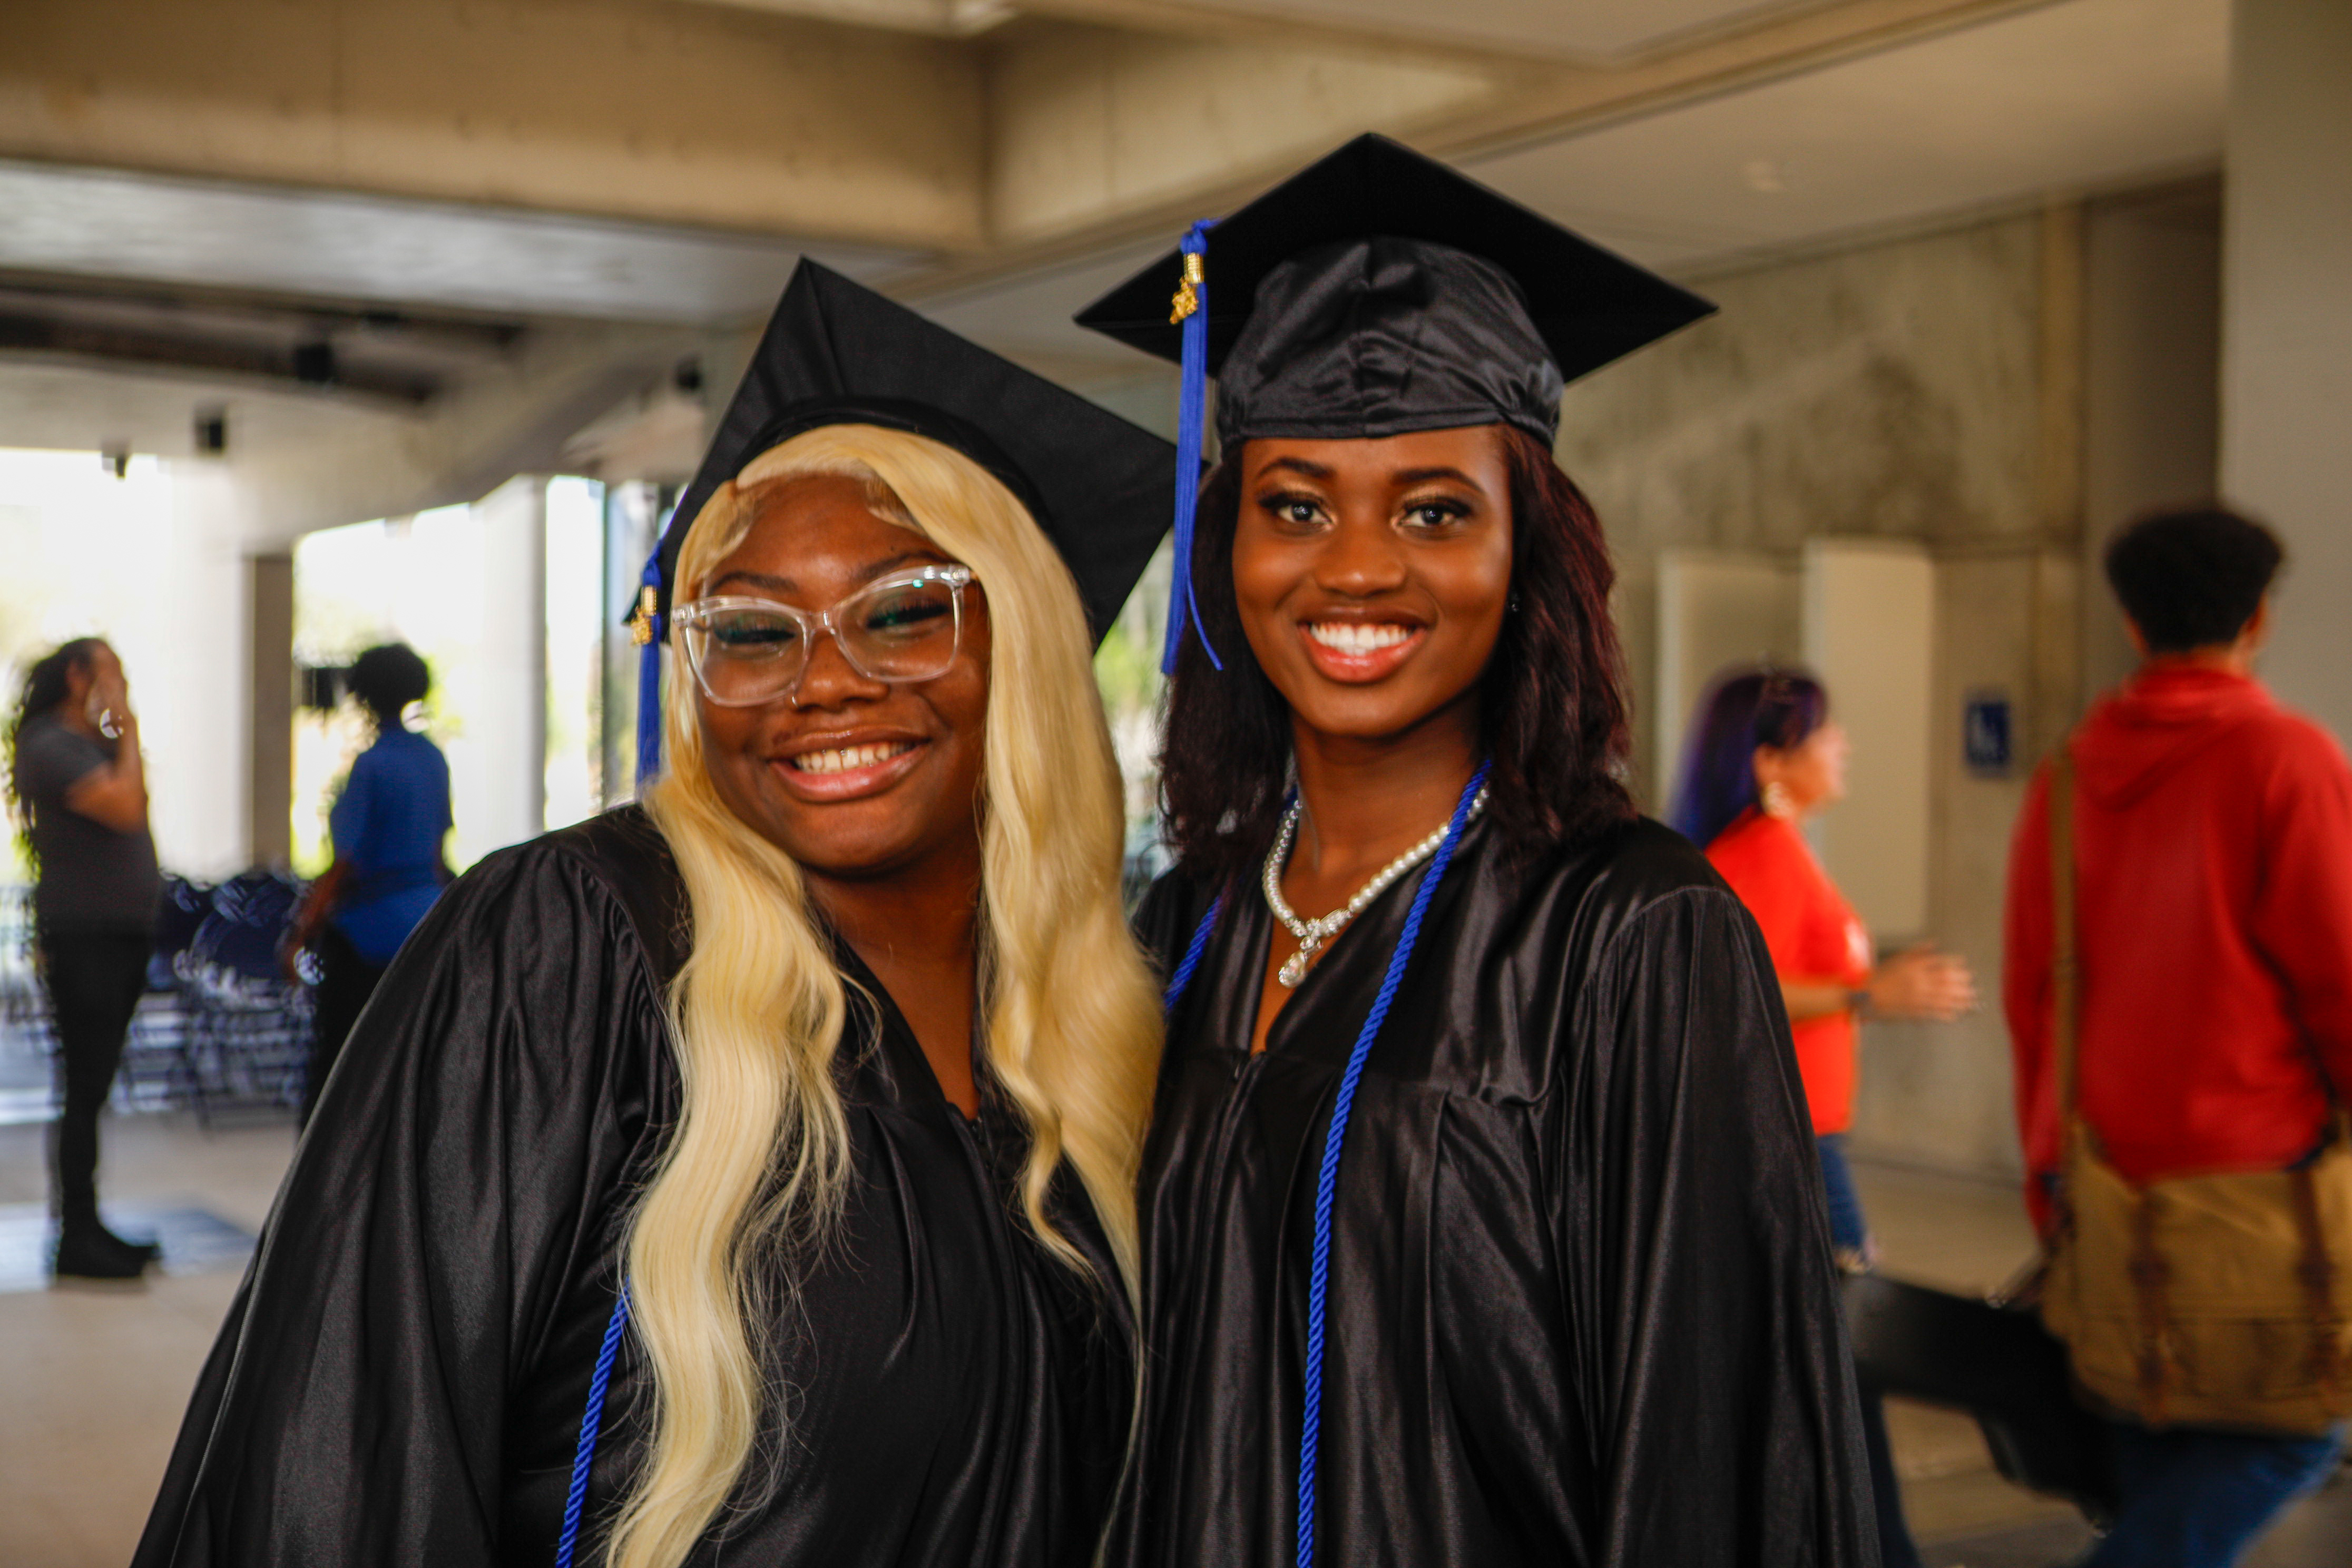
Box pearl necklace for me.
[1263,785,1489,988]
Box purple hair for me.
[1667,667,1828,850]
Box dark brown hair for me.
[347,642,433,730]
[2104,504,2282,654]
[1158,425,1633,883]
[6,638,109,881]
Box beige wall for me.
[1804,540,1936,943]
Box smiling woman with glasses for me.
[136,266,1173,1568]
[676,563,976,704]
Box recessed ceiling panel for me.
[906,0,2222,370]
[1466,0,2226,272]
[0,163,922,326]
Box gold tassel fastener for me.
[1169,253,1206,325]
[628,585,660,646]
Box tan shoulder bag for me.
[2039,743,2352,1434]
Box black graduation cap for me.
[1071,135,1712,673]
[1074,132,1716,450]
[649,260,1174,638]
[629,261,1177,780]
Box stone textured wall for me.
[1559,215,2049,565]
[1557,210,2089,1178]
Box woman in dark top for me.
[6,636,165,1279]
[135,264,1173,1568]
[1078,137,1876,1566]
[287,641,454,1125]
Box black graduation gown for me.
[134,806,1134,1568]
[1108,816,1877,1568]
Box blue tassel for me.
[632,551,665,789]
[1163,220,1223,676]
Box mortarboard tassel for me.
[1163,221,1223,676]
[630,550,665,788]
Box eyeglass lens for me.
[688,576,963,704]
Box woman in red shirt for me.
[1673,669,1975,1256]
[1671,667,1975,1568]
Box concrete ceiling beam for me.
[228,319,697,547]
[2,0,2063,292]
[0,0,987,252]
[982,19,1500,247]
[0,311,438,405]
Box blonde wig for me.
[609,425,1163,1568]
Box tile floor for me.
[0,1114,2343,1567]
[0,1112,291,1567]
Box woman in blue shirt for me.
[290,642,452,1125]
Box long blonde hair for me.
[609,425,1163,1568]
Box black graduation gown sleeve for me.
[1552,880,1876,1563]
[1113,819,1876,1568]
[132,818,677,1568]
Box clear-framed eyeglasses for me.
[674,564,976,707]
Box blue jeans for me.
[2085,1420,2347,1566]
[1814,1135,1922,1568]
[1817,1133,1870,1259]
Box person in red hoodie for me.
[2005,505,2351,1567]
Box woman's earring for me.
[1507,592,1521,614]
[1761,780,1795,819]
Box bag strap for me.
[2050,746,2084,1139]
[2289,1162,2346,1407]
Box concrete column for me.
[601,482,663,808]
[245,553,294,870]
[472,476,547,854]
[2082,185,2221,701]
[2221,0,2352,739]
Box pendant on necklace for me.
[1264,784,1489,992]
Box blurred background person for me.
[285,643,451,1128]
[2005,507,2351,1566]
[4,638,164,1280]
[1671,664,1976,1568]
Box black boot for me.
[54,1222,156,1280]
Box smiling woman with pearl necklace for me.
[1081,136,1880,1568]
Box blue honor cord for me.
[1164,891,1225,1017]
[555,1286,633,1568]
[1295,762,1489,1567]
[1155,767,1491,1567]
